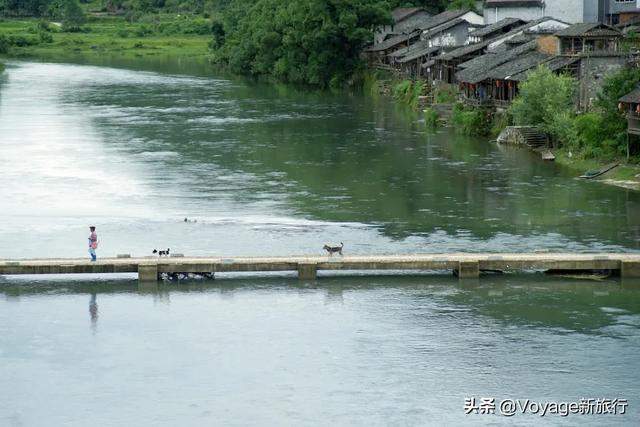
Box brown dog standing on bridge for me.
[323,242,344,256]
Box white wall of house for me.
[484,6,543,24]
[484,1,602,25]
[544,0,589,24]
[422,12,483,48]
[427,23,474,47]
[608,0,640,14]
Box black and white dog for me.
[323,242,344,256]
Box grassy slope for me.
[554,150,640,187]
[0,17,211,59]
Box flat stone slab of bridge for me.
[1,253,640,282]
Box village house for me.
[555,23,626,108]
[387,41,428,67]
[374,7,432,44]
[420,10,484,47]
[483,0,606,25]
[396,45,444,78]
[616,14,640,35]
[456,39,579,107]
[364,30,423,67]
[370,9,483,74]
[422,17,484,48]
[617,86,640,157]
[429,17,570,84]
[555,22,621,54]
[485,17,570,50]
[366,9,478,68]
[430,42,493,84]
[605,0,640,25]
[456,22,626,109]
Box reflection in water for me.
[0,276,639,425]
[89,292,98,331]
[3,275,639,334]
[324,284,344,305]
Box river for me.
[0,59,639,425]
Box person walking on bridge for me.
[88,226,98,262]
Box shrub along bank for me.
[451,103,492,136]
[508,65,640,162]
[385,65,639,186]
[392,79,425,110]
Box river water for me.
[1,60,640,425]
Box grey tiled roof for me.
[398,45,442,63]
[510,55,579,81]
[392,7,426,23]
[620,87,640,103]
[487,51,550,81]
[388,40,428,58]
[418,9,472,32]
[471,18,525,38]
[439,17,565,62]
[555,23,621,37]
[439,40,490,61]
[366,31,420,52]
[456,40,537,83]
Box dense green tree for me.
[510,65,640,159]
[0,0,51,16]
[386,1,444,14]
[209,18,224,48]
[0,33,8,53]
[509,66,576,140]
[62,0,85,30]
[446,0,477,12]
[593,67,640,157]
[214,0,391,87]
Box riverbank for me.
[554,151,640,191]
[0,16,211,60]
[372,72,640,192]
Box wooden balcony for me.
[627,113,640,135]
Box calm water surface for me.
[1,59,640,425]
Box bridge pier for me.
[455,261,480,279]
[138,264,158,283]
[297,262,317,280]
[621,261,640,278]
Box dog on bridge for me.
[323,242,344,256]
[152,248,171,257]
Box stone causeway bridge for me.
[1,253,639,283]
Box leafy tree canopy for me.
[509,65,576,135]
[214,0,396,87]
[62,0,85,30]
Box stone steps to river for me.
[497,126,550,149]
